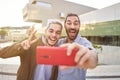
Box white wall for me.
[98,45,120,65]
[80,3,120,24]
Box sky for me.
[0,0,32,27]
[0,0,120,27]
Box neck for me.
[46,43,54,47]
[66,38,73,43]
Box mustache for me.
[69,29,76,32]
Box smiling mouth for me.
[69,29,76,33]
[49,38,56,42]
[69,31,76,34]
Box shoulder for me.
[81,37,91,43]
[76,35,91,44]
[57,37,66,46]
[77,36,95,49]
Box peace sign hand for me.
[21,26,38,50]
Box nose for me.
[52,32,56,37]
[71,23,75,29]
[51,32,57,40]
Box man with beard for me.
[57,13,98,80]
[22,13,98,80]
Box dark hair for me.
[64,13,80,24]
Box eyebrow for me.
[74,20,79,23]
[66,20,79,22]
[66,20,71,22]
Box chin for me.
[48,39,57,45]
[69,35,75,39]
[49,42,56,46]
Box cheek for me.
[65,26,69,29]
[45,33,50,38]
[56,35,61,39]
[76,26,80,29]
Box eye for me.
[56,31,61,35]
[67,22,72,25]
[48,29,53,33]
[74,22,79,26]
[74,22,79,25]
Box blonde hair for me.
[47,20,63,29]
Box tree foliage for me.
[0,29,7,36]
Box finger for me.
[75,47,87,63]
[60,43,73,56]
[26,40,30,48]
[79,52,90,66]
[67,43,80,56]
[31,24,35,32]
[23,42,28,50]
[28,29,37,41]
[27,25,34,35]
[28,24,36,41]
[21,42,24,48]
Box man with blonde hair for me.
[0,21,63,80]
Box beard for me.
[66,28,79,41]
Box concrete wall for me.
[0,64,18,80]
[23,0,96,26]
[80,2,120,24]
[98,45,120,65]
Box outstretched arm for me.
[0,43,24,58]
[60,43,98,69]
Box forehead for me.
[66,16,79,22]
[48,23,62,31]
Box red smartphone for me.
[36,46,78,66]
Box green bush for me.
[93,44,102,53]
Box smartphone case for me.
[36,46,78,66]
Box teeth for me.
[50,38,56,41]
[69,29,76,33]
[52,40,55,41]
[70,31,75,33]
